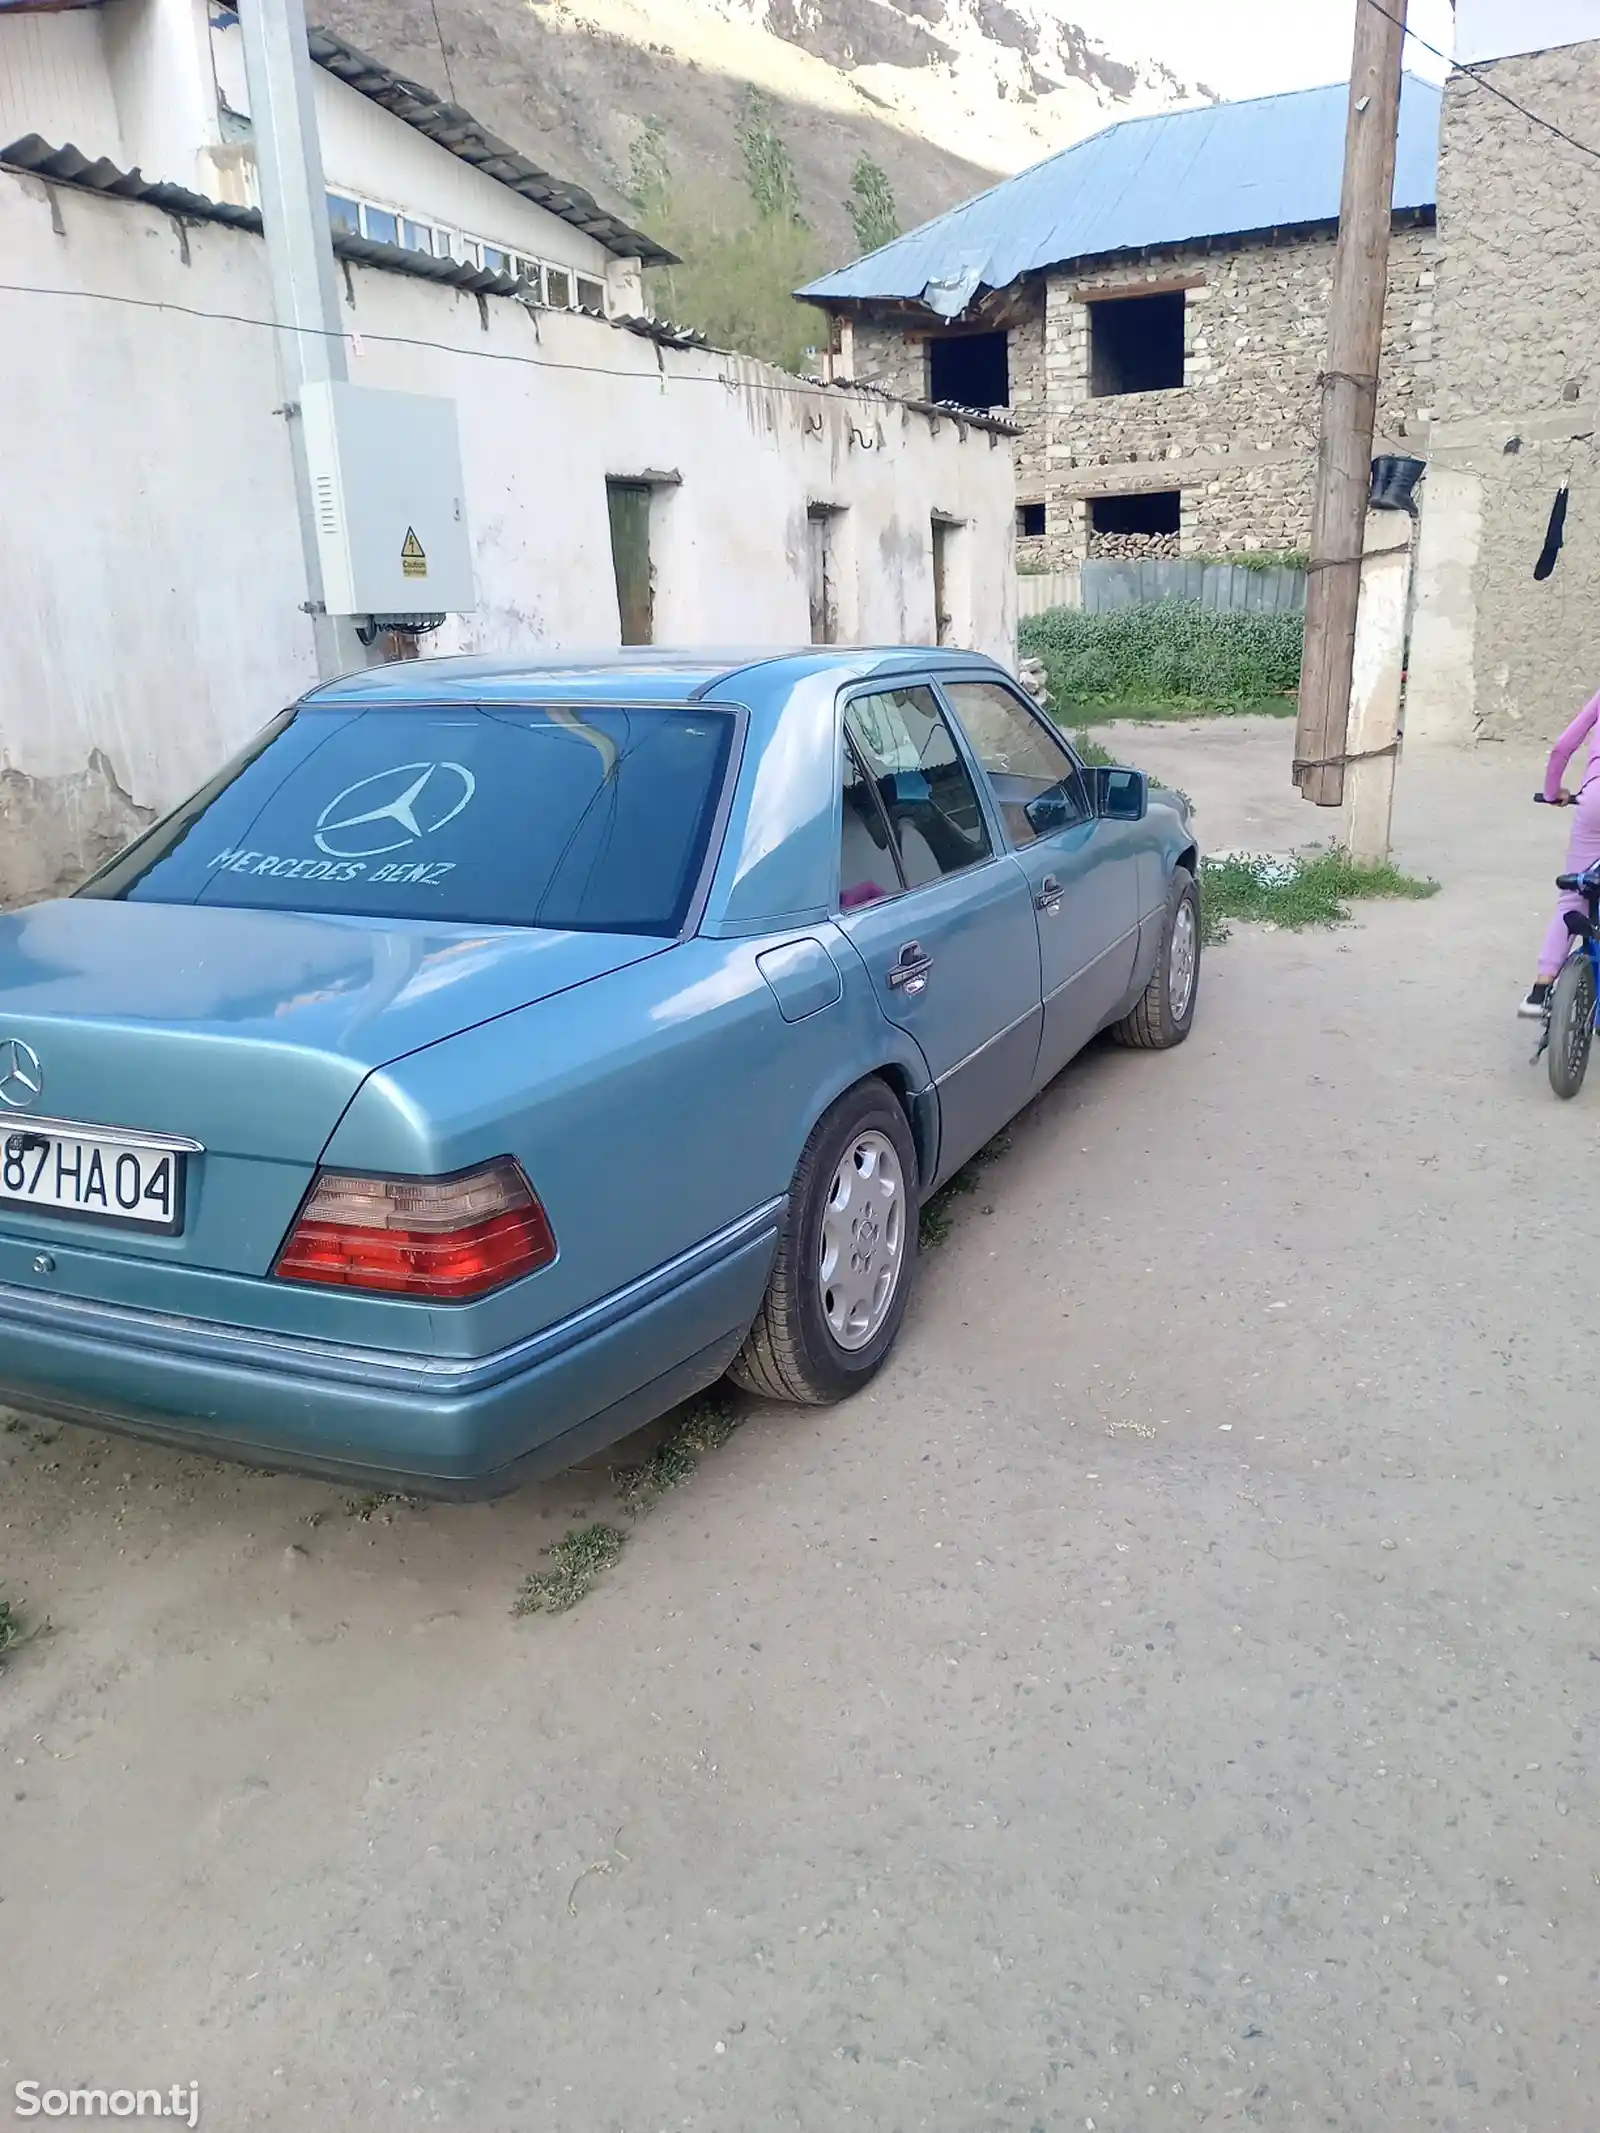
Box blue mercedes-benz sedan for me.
[0,649,1199,1495]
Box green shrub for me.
[1020,600,1303,712]
[1189,549,1310,574]
[1052,649,1120,699]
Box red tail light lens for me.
[275,1160,556,1300]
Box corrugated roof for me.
[800,75,1442,312]
[301,25,676,267]
[825,377,1020,439]
[0,3,674,260]
[3,132,1029,436]
[2,134,265,226]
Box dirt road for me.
[4,725,1596,2132]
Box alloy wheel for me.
[818,1130,907,1351]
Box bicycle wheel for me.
[1548,953,1596,1099]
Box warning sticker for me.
[401,527,428,579]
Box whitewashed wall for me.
[1,0,642,302]
[0,11,123,153]
[100,0,219,191]
[0,165,1017,903]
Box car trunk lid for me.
[0,899,666,1273]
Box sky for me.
[1067,0,1457,100]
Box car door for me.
[833,682,1042,1186]
[937,676,1141,1086]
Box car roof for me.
[298,646,1005,708]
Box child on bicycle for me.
[1523,689,1600,1016]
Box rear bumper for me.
[0,1201,782,1498]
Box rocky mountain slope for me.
[320,0,1205,265]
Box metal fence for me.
[1018,560,1307,620]
[1016,569,1083,617]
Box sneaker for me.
[1518,982,1553,1019]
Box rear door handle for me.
[887,940,933,995]
[1035,874,1063,914]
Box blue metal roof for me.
[799,75,1442,313]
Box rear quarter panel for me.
[321,929,932,1356]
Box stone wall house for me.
[803,80,1441,571]
[1407,4,1600,747]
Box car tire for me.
[1111,865,1200,1051]
[730,1077,920,1405]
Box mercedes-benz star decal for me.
[313,761,477,860]
[0,1039,43,1111]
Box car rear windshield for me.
[79,704,736,936]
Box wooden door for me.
[807,508,836,644]
[606,482,653,645]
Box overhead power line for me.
[426,0,457,104]
[1361,0,1600,170]
[0,276,1008,427]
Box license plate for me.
[1,1124,187,1233]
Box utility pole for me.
[1294,0,1408,807]
[239,0,367,680]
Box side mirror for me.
[1096,766,1148,822]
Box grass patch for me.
[612,1396,740,1517]
[1201,850,1438,945]
[516,1397,745,1619]
[513,1522,629,1616]
[920,1130,1012,1249]
[4,1415,58,1447]
[343,1490,416,1521]
[1021,600,1302,714]
[0,1592,46,1668]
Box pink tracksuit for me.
[1538,691,1600,977]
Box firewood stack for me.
[1087,531,1181,561]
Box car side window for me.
[844,686,993,890]
[839,741,902,910]
[941,679,1092,847]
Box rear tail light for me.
[275,1159,556,1300]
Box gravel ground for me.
[3,727,1596,2133]
[1093,714,1347,856]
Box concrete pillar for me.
[1346,509,1414,862]
[101,0,224,195]
[1403,461,1482,748]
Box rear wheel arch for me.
[731,1074,920,1404]
[868,1062,933,1192]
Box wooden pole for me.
[1295,0,1408,806]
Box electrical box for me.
[299,382,475,617]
